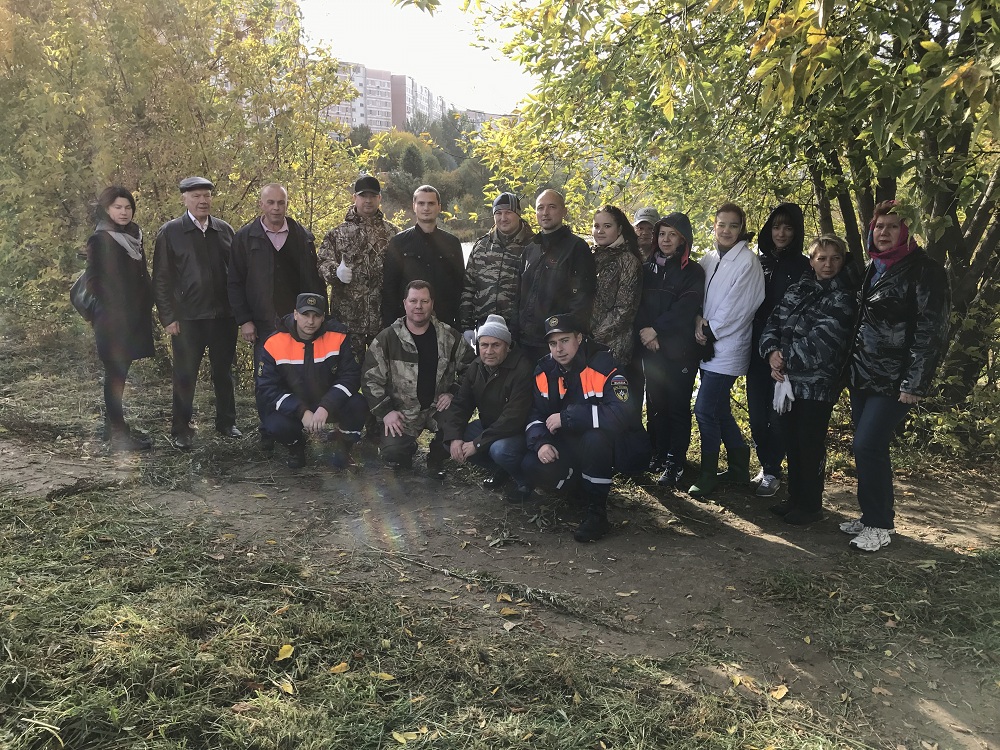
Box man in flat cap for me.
[521,313,648,542]
[256,292,369,469]
[228,182,325,450]
[318,175,399,362]
[152,176,239,450]
[458,192,534,341]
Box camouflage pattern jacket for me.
[459,219,534,331]
[362,316,474,435]
[318,206,399,353]
[591,242,642,365]
[759,269,858,403]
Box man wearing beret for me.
[317,175,399,361]
[256,293,369,469]
[522,314,648,542]
[439,314,535,501]
[458,192,534,339]
[153,176,239,450]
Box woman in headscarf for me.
[590,205,642,366]
[689,202,765,497]
[759,235,857,525]
[86,186,155,451]
[634,213,705,486]
[843,200,951,552]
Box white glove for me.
[463,329,476,348]
[773,378,795,414]
[336,258,352,284]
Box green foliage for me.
[0,0,359,310]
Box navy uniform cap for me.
[544,314,582,337]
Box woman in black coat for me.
[86,186,155,450]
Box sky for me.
[296,0,537,114]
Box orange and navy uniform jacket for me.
[257,314,361,419]
[525,339,639,453]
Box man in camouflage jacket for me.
[459,192,534,335]
[362,280,474,474]
[318,175,399,360]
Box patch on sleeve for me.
[610,373,630,402]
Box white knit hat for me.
[476,314,512,344]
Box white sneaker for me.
[755,474,780,497]
[839,518,896,536]
[752,469,765,485]
[849,526,892,552]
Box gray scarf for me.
[96,219,143,261]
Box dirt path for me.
[2,437,997,750]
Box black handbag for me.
[70,270,97,322]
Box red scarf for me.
[867,206,918,268]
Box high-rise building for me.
[328,63,394,132]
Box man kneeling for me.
[440,315,534,501]
[522,314,642,542]
[257,293,369,468]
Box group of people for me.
[82,176,951,550]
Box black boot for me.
[326,437,357,471]
[286,440,306,469]
[574,495,610,542]
[110,425,152,452]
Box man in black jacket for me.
[152,176,239,449]
[228,183,325,449]
[256,293,369,469]
[515,190,596,362]
[439,314,534,501]
[381,185,465,328]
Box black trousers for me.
[171,317,237,436]
[643,353,698,463]
[779,398,835,512]
[262,393,369,446]
[521,429,615,502]
[102,358,132,431]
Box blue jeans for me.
[851,390,912,529]
[694,370,747,454]
[464,421,530,488]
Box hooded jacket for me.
[257,314,361,419]
[699,240,766,376]
[849,248,951,397]
[459,218,534,331]
[753,203,810,346]
[634,248,705,364]
[759,268,858,402]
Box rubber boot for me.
[286,440,306,469]
[688,450,720,497]
[717,443,751,484]
[574,494,610,542]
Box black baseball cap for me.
[295,293,326,315]
[353,175,381,195]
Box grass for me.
[1,486,851,749]
[756,552,1000,683]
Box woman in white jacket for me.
[689,203,765,496]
